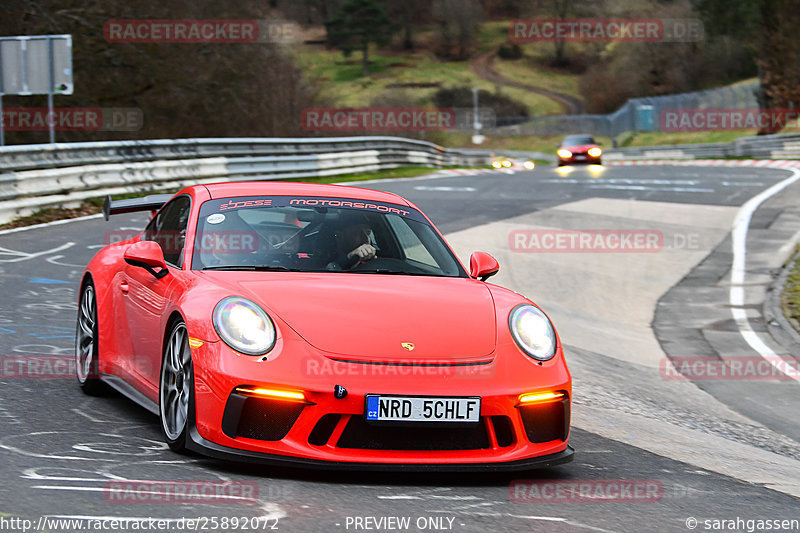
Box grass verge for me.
[781,250,800,333]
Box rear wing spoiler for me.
[103,194,173,221]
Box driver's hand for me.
[347,243,376,263]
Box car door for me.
[122,196,190,395]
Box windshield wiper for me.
[202,265,299,272]
[355,268,432,276]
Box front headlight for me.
[213,297,276,355]
[523,160,535,170]
[492,160,502,168]
[502,159,512,167]
[557,149,572,159]
[588,147,602,157]
[509,304,557,361]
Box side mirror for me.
[469,251,499,281]
[124,241,169,279]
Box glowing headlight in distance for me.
[213,297,276,355]
[502,159,512,167]
[523,160,535,170]
[557,149,572,159]
[509,304,557,361]
[492,160,502,168]
[588,147,602,157]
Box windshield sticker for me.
[206,196,425,222]
[288,198,410,216]
[219,199,273,211]
[206,213,226,224]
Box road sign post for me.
[0,34,73,145]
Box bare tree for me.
[383,0,428,50]
[431,0,483,60]
[0,0,320,142]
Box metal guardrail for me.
[605,133,800,161]
[2,132,799,225]
[0,137,490,224]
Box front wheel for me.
[159,320,194,452]
[75,280,104,395]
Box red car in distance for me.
[75,182,572,470]
[557,134,603,166]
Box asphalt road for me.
[0,163,798,533]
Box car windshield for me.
[191,196,467,277]
[562,135,596,146]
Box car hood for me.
[560,144,598,152]
[200,273,497,363]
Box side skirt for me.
[101,374,159,415]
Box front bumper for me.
[558,154,601,165]
[187,424,574,471]
[189,333,572,469]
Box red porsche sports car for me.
[557,134,603,166]
[76,182,572,470]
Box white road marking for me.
[70,408,123,424]
[413,186,477,192]
[33,485,258,502]
[587,185,714,193]
[429,495,482,500]
[730,167,800,383]
[506,515,567,522]
[542,178,701,185]
[45,255,84,267]
[0,214,103,236]
[341,170,483,186]
[0,242,75,263]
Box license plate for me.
[574,155,586,160]
[365,395,480,423]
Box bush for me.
[497,42,523,60]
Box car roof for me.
[191,181,412,206]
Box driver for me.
[326,211,377,271]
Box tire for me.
[75,280,104,395]
[159,320,194,453]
